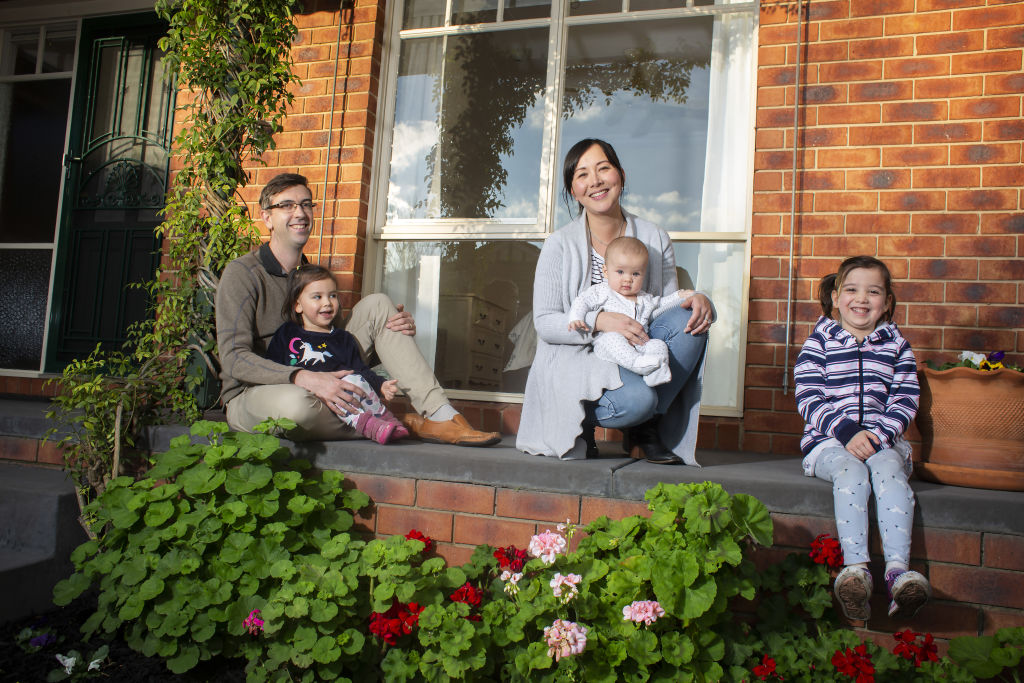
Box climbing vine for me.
[46,0,302,528]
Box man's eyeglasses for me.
[267,200,316,213]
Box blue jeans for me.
[586,305,707,429]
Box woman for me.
[517,139,715,464]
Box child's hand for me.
[568,320,590,333]
[381,379,399,401]
[845,430,880,460]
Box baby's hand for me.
[381,379,399,401]
[568,320,590,333]
[845,430,880,461]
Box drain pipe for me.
[317,0,354,265]
[781,0,803,395]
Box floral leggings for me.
[814,446,915,566]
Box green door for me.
[45,14,174,369]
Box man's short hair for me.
[260,173,309,209]
[605,236,648,264]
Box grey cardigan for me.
[516,211,713,464]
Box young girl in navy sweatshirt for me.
[795,255,930,622]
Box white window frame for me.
[367,0,757,416]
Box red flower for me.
[369,600,425,646]
[753,654,781,680]
[809,533,844,570]
[450,581,483,607]
[832,645,874,683]
[892,630,938,667]
[494,545,528,572]
[405,529,433,554]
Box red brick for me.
[495,489,579,524]
[869,598,982,639]
[952,50,1023,75]
[883,101,949,123]
[800,127,849,147]
[989,25,1024,50]
[885,11,952,35]
[803,41,850,63]
[953,4,1024,31]
[984,119,1024,141]
[795,214,845,234]
[432,542,476,567]
[879,190,947,211]
[979,306,1024,329]
[983,607,1024,634]
[850,0,915,16]
[986,72,1024,95]
[343,473,416,506]
[884,55,950,79]
[770,513,836,548]
[754,171,782,192]
[757,65,799,88]
[881,146,948,168]
[983,165,1024,188]
[580,497,650,525]
[757,106,815,129]
[37,440,65,466]
[849,124,913,146]
[950,142,1021,165]
[948,189,1018,211]
[913,167,981,188]
[847,169,910,190]
[906,303,978,326]
[756,149,816,171]
[915,122,982,144]
[452,515,536,547]
[814,191,878,212]
[819,17,884,40]
[850,36,914,59]
[930,563,1024,609]
[376,505,453,541]
[912,527,982,564]
[847,213,910,234]
[817,148,881,168]
[951,96,1021,120]
[848,80,913,102]
[980,258,1024,279]
[944,328,1017,352]
[820,60,884,82]
[800,84,846,105]
[818,104,881,125]
[417,481,494,515]
[752,214,782,235]
[946,281,1018,303]
[910,213,980,233]
[0,436,37,462]
[915,74,984,99]
[916,30,985,54]
[878,235,945,257]
[755,127,785,149]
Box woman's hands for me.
[381,379,399,401]
[594,311,649,345]
[845,430,880,460]
[683,292,713,335]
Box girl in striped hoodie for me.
[795,256,931,623]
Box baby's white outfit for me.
[568,283,687,387]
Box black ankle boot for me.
[625,418,679,465]
[581,423,599,459]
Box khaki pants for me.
[225,293,448,440]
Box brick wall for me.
[342,470,1023,641]
[747,0,1024,454]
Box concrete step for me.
[0,463,89,624]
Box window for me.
[372,0,755,414]
[0,23,76,372]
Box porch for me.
[1,397,1022,641]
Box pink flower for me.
[549,573,582,603]
[543,619,588,661]
[622,600,665,626]
[243,609,264,635]
[528,530,567,565]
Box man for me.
[215,172,500,445]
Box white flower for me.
[55,654,76,675]
[959,351,986,366]
[88,657,103,671]
[501,570,523,595]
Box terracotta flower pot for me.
[915,366,1024,491]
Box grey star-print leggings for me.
[814,446,915,566]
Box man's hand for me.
[845,430,880,461]
[568,320,590,333]
[682,292,713,335]
[386,303,416,336]
[381,379,399,401]
[293,369,366,415]
[594,311,648,346]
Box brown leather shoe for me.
[400,413,501,446]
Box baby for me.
[568,236,690,386]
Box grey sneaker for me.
[834,566,873,621]
[886,569,931,619]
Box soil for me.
[0,593,246,683]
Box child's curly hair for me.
[818,255,896,323]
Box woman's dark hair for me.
[818,255,896,322]
[561,138,626,217]
[283,264,338,325]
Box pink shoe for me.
[361,415,398,444]
[379,408,409,441]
